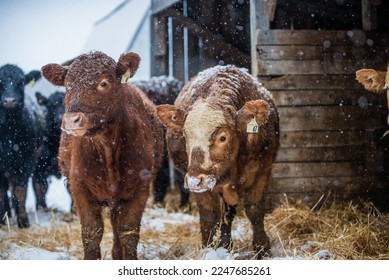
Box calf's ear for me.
[155,104,185,129]
[35,92,48,106]
[41,64,68,87]
[116,52,141,82]
[355,69,386,93]
[25,70,41,85]
[236,100,270,132]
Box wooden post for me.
[362,0,380,31]
[250,0,277,76]
[150,13,168,77]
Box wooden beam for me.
[160,8,250,63]
[362,0,380,30]
[150,14,168,76]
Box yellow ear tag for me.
[246,117,259,133]
[28,79,36,88]
[121,69,132,84]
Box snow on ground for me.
[0,177,334,260]
[1,178,235,260]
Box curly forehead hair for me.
[65,51,118,90]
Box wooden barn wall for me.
[150,0,251,81]
[255,29,389,209]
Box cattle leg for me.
[72,188,104,260]
[12,184,30,228]
[194,192,222,247]
[110,189,149,260]
[0,177,10,225]
[244,200,270,259]
[153,156,170,205]
[32,176,48,209]
[219,203,237,249]
[176,172,190,207]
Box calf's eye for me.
[97,79,110,91]
[219,136,226,142]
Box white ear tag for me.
[121,69,132,84]
[246,117,259,133]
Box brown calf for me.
[41,51,164,260]
[156,65,279,259]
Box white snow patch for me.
[26,176,72,213]
[141,207,198,231]
[199,247,236,260]
[6,244,72,260]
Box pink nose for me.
[63,113,82,129]
[62,112,88,136]
[68,114,81,125]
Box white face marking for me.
[184,100,226,170]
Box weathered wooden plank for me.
[268,176,383,194]
[260,74,365,90]
[278,106,385,132]
[256,30,389,46]
[264,189,378,210]
[172,22,185,81]
[257,59,386,76]
[362,0,378,31]
[272,89,381,107]
[279,131,368,148]
[271,162,384,178]
[275,146,381,162]
[255,0,271,30]
[257,45,389,61]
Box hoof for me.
[17,217,30,229]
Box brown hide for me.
[41,51,163,260]
[156,65,279,259]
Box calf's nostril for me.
[72,115,81,124]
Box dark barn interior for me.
[150,0,389,211]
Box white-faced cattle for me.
[0,64,41,228]
[156,65,279,259]
[41,51,164,260]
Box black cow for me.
[32,91,65,209]
[0,64,41,228]
[132,76,189,207]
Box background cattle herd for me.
[0,51,387,259]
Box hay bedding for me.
[1,189,389,260]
